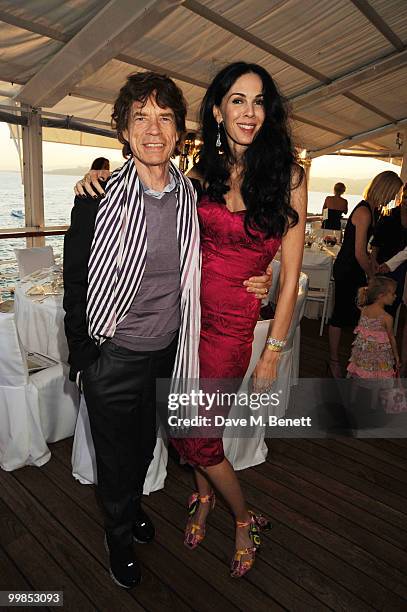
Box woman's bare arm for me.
[353,206,373,278]
[252,168,307,390]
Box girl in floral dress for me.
[347,276,400,379]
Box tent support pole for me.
[22,107,44,247]
[400,130,407,185]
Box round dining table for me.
[14,268,68,363]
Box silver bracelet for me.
[266,337,286,350]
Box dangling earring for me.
[216,122,222,148]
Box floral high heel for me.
[184,491,216,549]
[230,511,271,578]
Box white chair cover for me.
[0,384,50,471]
[0,313,78,471]
[29,364,79,443]
[71,395,169,495]
[302,257,333,335]
[0,311,28,387]
[14,246,55,279]
[223,431,269,472]
[243,270,308,409]
[224,270,308,470]
[14,286,69,363]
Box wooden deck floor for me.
[1,437,407,611]
[1,316,407,611]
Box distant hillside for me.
[45,167,89,176]
[309,176,367,195]
[45,164,122,176]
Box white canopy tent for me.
[0,0,407,241]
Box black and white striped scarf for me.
[86,157,201,383]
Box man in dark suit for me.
[64,72,199,589]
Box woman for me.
[371,182,407,317]
[171,62,306,577]
[75,63,306,577]
[372,183,407,265]
[90,156,110,171]
[328,171,402,378]
[322,182,348,230]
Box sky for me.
[0,122,401,179]
[0,123,124,172]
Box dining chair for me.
[223,271,308,470]
[0,312,78,471]
[301,258,333,336]
[14,246,55,279]
[71,396,171,494]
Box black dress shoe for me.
[133,507,155,544]
[104,535,141,589]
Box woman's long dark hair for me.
[197,62,302,238]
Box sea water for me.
[0,170,363,294]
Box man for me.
[379,245,407,272]
[378,245,407,377]
[64,71,270,589]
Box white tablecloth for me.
[14,271,68,363]
[302,246,337,267]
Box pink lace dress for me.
[347,314,395,379]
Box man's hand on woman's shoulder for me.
[74,169,111,198]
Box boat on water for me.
[11,209,24,219]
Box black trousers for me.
[384,263,407,318]
[82,337,177,547]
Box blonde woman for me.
[328,171,402,378]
